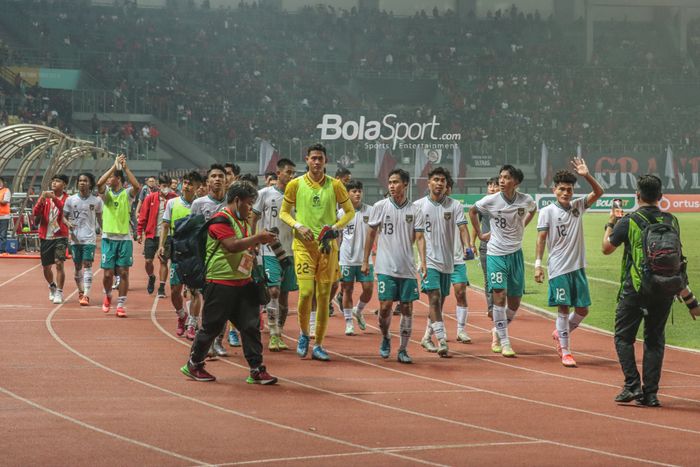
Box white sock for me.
[430,321,446,341]
[343,308,353,324]
[557,312,571,355]
[356,301,368,313]
[310,310,316,329]
[492,305,510,346]
[569,311,585,332]
[506,307,517,322]
[456,306,467,332]
[267,298,279,335]
[74,269,83,291]
[117,296,127,308]
[399,314,412,351]
[423,318,433,340]
[176,308,185,319]
[187,314,197,326]
[83,267,93,296]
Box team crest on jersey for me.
[89,204,95,211]
[312,194,321,207]
[405,214,413,223]
[363,215,369,223]
[517,208,525,216]
[572,208,580,217]
[444,212,452,221]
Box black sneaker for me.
[636,394,661,407]
[147,275,156,294]
[247,365,278,385]
[614,387,643,403]
[157,284,166,298]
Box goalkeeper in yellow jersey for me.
[280,143,355,361]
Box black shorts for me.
[40,238,68,267]
[144,237,160,260]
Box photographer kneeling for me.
[182,181,278,385]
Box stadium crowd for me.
[1,1,699,160]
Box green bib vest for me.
[295,176,338,238]
[169,197,192,235]
[206,210,251,281]
[103,188,131,235]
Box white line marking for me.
[0,385,211,466]
[340,389,478,396]
[47,297,449,467]
[152,307,679,466]
[523,261,619,286]
[0,263,41,288]
[217,441,546,466]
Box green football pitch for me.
[465,213,700,350]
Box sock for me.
[74,269,83,291]
[399,314,412,351]
[104,288,113,298]
[492,305,510,346]
[456,306,467,332]
[267,298,279,336]
[569,311,585,332]
[56,288,63,295]
[278,304,288,332]
[506,307,518,323]
[159,281,165,288]
[310,310,316,329]
[176,308,186,319]
[83,267,93,295]
[423,318,433,340]
[117,296,127,308]
[356,301,367,314]
[556,311,570,354]
[187,314,197,326]
[430,321,446,341]
[343,308,353,324]
[378,311,392,337]
[297,279,314,336]
[49,282,56,289]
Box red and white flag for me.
[259,139,280,175]
[415,146,441,195]
[375,144,396,189]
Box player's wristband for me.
[294,223,303,230]
[535,259,542,268]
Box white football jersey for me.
[253,186,293,257]
[191,195,225,221]
[475,192,537,256]
[339,203,372,266]
[537,197,588,278]
[63,194,103,245]
[414,196,467,274]
[369,197,424,279]
[453,199,467,265]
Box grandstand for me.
[0,0,699,201]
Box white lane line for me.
[217,441,546,466]
[0,317,154,323]
[48,297,448,467]
[0,263,41,288]
[0,386,210,466]
[340,389,478,396]
[152,308,679,466]
[522,261,619,286]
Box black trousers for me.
[614,285,673,396]
[190,282,263,369]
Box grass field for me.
[464,213,700,350]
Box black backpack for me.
[171,214,227,289]
[630,211,687,296]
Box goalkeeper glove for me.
[318,225,340,255]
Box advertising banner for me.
[658,195,700,213]
[535,194,638,212]
[39,68,81,90]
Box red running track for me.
[2,254,700,466]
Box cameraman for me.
[602,175,683,407]
[181,181,278,385]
